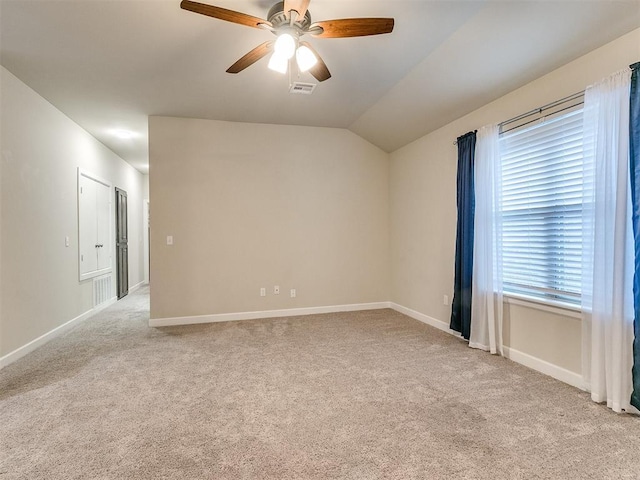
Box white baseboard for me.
[149,302,391,327]
[503,346,584,390]
[389,302,461,337]
[129,280,146,293]
[0,297,117,370]
[389,302,584,390]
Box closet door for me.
[96,181,111,270]
[78,169,112,281]
[79,175,98,275]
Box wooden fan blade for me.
[310,18,394,38]
[299,41,331,82]
[226,41,274,74]
[180,0,272,29]
[284,0,310,20]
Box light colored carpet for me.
[1,286,639,479]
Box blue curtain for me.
[630,62,640,410]
[450,131,476,340]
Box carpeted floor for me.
[1,286,639,479]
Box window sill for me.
[503,292,582,319]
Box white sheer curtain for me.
[582,68,638,414]
[470,124,503,354]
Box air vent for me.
[289,82,316,95]
[93,274,112,307]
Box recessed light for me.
[111,129,135,139]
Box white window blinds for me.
[499,107,584,305]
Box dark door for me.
[115,187,128,299]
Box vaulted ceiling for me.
[2,0,639,173]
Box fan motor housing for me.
[267,1,312,31]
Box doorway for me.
[115,187,128,299]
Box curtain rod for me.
[499,90,584,128]
[452,90,584,146]
[500,100,584,135]
[453,61,638,146]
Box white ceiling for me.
[1,0,639,173]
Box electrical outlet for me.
[290,289,296,298]
[260,288,266,297]
[65,236,70,247]
[274,285,280,295]
[166,235,173,245]
[443,295,449,306]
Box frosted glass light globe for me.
[296,45,317,72]
[274,33,295,60]
[268,52,288,74]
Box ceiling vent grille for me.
[289,82,316,95]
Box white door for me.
[78,169,112,281]
[96,181,111,270]
[79,175,98,275]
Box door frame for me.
[143,199,150,285]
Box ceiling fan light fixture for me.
[180,0,395,83]
[274,33,296,59]
[268,52,288,74]
[295,45,317,72]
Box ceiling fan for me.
[180,0,395,82]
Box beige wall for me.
[503,301,582,374]
[149,116,389,320]
[389,28,640,375]
[0,67,146,358]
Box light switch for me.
[65,236,70,247]
[166,235,173,245]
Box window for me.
[499,106,584,305]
